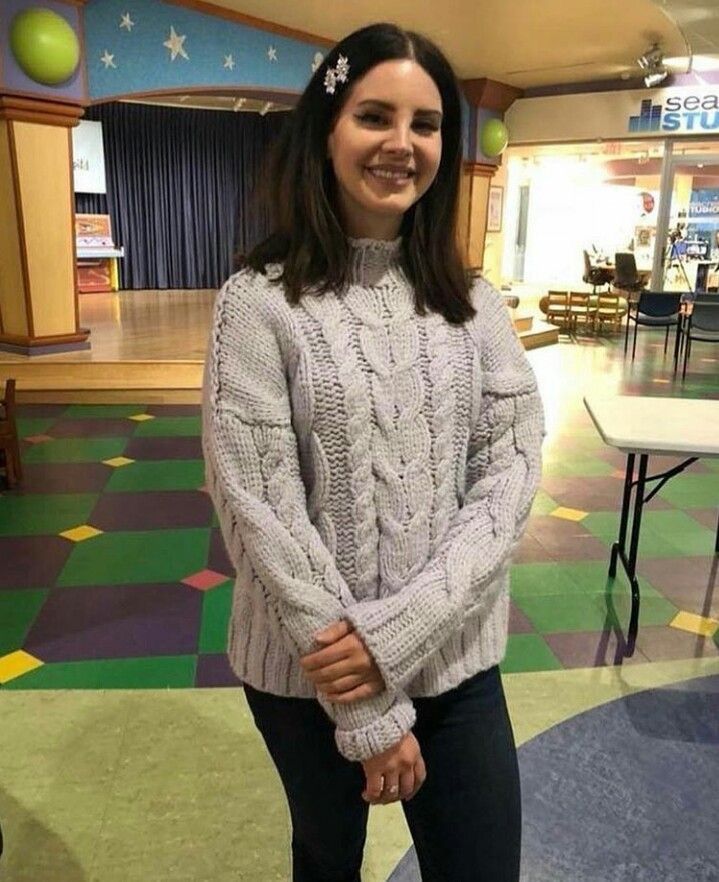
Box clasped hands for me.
[300,620,385,703]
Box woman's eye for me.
[358,113,385,125]
[356,113,439,133]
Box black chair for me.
[677,300,719,379]
[613,252,645,297]
[624,291,681,360]
[583,250,613,293]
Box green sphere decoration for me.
[9,8,80,86]
[481,118,509,158]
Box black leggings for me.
[244,665,521,882]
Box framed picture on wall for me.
[487,185,503,233]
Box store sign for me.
[628,93,719,134]
[507,85,719,144]
[689,189,719,217]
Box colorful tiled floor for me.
[1,330,719,691]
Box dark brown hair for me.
[239,22,475,325]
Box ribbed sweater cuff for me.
[333,697,416,762]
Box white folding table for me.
[583,395,719,655]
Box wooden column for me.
[0,96,89,355]
[458,162,498,270]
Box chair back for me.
[547,290,568,306]
[691,303,719,332]
[614,252,639,286]
[597,293,621,313]
[637,291,681,318]
[0,378,16,428]
[569,291,590,308]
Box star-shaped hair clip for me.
[324,54,350,95]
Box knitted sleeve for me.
[343,281,544,692]
[202,271,416,761]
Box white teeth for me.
[368,168,411,180]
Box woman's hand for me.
[300,620,385,703]
[362,732,427,804]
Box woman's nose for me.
[383,124,413,154]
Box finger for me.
[300,639,352,672]
[325,683,377,704]
[398,768,416,802]
[319,674,364,695]
[306,660,354,686]
[314,620,353,644]
[380,771,401,805]
[363,772,384,804]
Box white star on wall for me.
[164,26,189,61]
[223,54,235,70]
[119,13,135,31]
[311,52,324,73]
[267,46,277,62]
[100,50,116,69]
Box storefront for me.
[491,84,719,294]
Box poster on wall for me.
[487,185,503,232]
[71,120,107,194]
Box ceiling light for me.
[259,102,273,116]
[638,44,664,71]
[644,70,668,88]
[233,97,246,111]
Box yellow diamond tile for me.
[128,413,155,422]
[59,524,104,542]
[550,506,588,522]
[0,650,44,684]
[670,611,719,638]
[103,456,135,468]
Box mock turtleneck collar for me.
[346,236,402,286]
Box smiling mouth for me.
[365,167,415,182]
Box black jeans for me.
[243,665,521,882]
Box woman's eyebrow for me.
[356,99,443,118]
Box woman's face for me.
[327,59,443,240]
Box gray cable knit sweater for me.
[201,236,544,762]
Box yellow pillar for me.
[0,96,89,355]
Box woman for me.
[202,22,544,882]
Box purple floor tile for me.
[541,476,674,512]
[634,625,719,662]
[0,536,73,589]
[50,418,137,438]
[543,630,649,668]
[208,528,234,575]
[123,436,203,460]
[90,490,214,531]
[636,556,719,618]
[145,405,200,417]
[24,582,202,661]
[526,516,609,560]
[686,509,719,533]
[509,601,535,634]
[17,462,111,493]
[195,653,242,687]
[514,532,554,563]
[16,404,67,418]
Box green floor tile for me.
[23,438,128,464]
[57,528,211,586]
[531,490,558,516]
[198,581,233,654]
[2,655,197,690]
[542,457,615,478]
[657,473,719,509]
[703,459,719,474]
[500,634,563,673]
[0,590,48,654]
[510,561,621,598]
[582,510,717,557]
[61,405,146,420]
[105,460,205,492]
[17,417,57,437]
[514,589,676,634]
[0,493,98,536]
[134,417,201,437]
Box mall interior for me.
[0,0,717,880]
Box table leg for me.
[624,455,648,656]
[610,454,635,578]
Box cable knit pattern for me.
[202,236,544,761]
